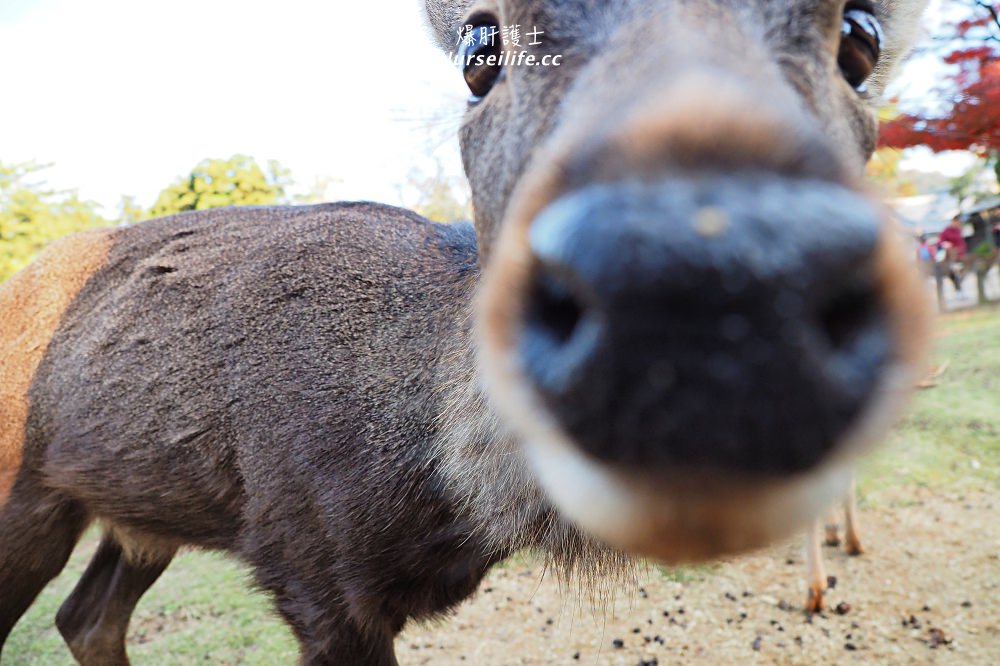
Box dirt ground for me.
[397,487,999,665]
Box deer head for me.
[425,0,930,561]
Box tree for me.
[397,156,473,224]
[865,147,920,196]
[117,195,145,226]
[147,155,294,219]
[0,162,110,282]
[947,156,999,202]
[296,175,344,205]
[879,1,1000,184]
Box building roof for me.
[965,196,1000,216]
[885,192,961,234]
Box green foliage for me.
[656,562,721,584]
[147,155,294,219]
[0,156,313,283]
[117,195,145,226]
[865,147,918,197]
[295,175,343,205]
[973,240,994,257]
[400,158,473,224]
[0,162,110,282]
[409,175,472,223]
[947,156,999,203]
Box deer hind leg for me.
[823,505,841,546]
[805,521,827,613]
[55,531,175,666]
[0,481,87,660]
[844,480,864,556]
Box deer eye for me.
[839,5,883,91]
[457,22,504,101]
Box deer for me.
[805,477,864,612]
[0,1,930,664]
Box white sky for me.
[0,0,469,211]
[0,0,976,213]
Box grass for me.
[6,307,1000,664]
[5,537,298,665]
[860,305,1000,497]
[656,563,722,584]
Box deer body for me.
[1,1,932,664]
[2,204,513,664]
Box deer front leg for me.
[805,521,827,612]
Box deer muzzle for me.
[479,175,927,560]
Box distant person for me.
[915,234,935,273]
[938,216,968,259]
[937,216,967,292]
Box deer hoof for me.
[846,540,865,556]
[806,586,825,613]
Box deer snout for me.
[478,170,929,561]
[472,11,932,565]
[518,177,887,475]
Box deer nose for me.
[519,178,889,475]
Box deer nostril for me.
[520,262,604,396]
[526,269,585,347]
[820,290,875,352]
[816,277,882,353]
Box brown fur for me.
[0,228,113,505]
[875,220,934,367]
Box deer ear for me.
[424,0,473,53]
[867,0,930,97]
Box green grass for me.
[5,535,298,665]
[656,562,722,584]
[7,307,1000,664]
[860,305,1000,497]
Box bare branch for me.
[973,0,1000,35]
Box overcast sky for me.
[0,0,971,213]
[1,0,469,211]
